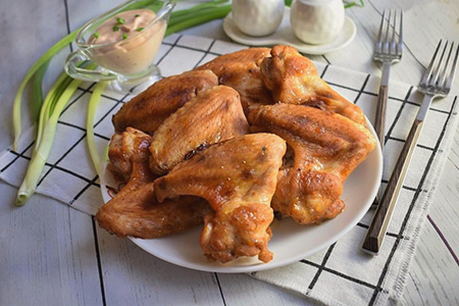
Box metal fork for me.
[373,9,403,149]
[362,40,459,254]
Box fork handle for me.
[374,62,392,148]
[362,117,424,254]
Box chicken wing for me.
[96,127,211,238]
[154,134,287,263]
[112,70,218,134]
[107,127,155,187]
[260,45,366,125]
[249,104,376,224]
[196,48,273,113]
[96,183,211,239]
[149,85,248,174]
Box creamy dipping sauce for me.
[88,9,166,75]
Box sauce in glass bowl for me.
[88,9,166,75]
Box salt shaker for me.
[290,0,345,44]
[232,0,284,37]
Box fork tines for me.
[375,9,403,58]
[420,40,459,94]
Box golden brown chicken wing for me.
[107,127,155,187]
[96,183,211,239]
[196,48,273,113]
[149,85,248,174]
[154,134,287,263]
[249,104,376,224]
[260,45,366,125]
[96,127,211,238]
[112,70,218,134]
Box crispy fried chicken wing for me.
[107,127,155,187]
[154,134,287,263]
[112,70,218,134]
[96,127,211,238]
[196,48,273,113]
[149,85,248,174]
[260,45,366,125]
[249,104,376,224]
[96,183,211,239]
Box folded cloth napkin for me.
[1,35,457,306]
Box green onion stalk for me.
[86,81,107,177]
[284,0,363,7]
[30,60,50,123]
[344,0,365,8]
[167,5,231,36]
[16,72,82,206]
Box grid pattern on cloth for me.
[0,34,457,306]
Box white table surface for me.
[1,0,458,305]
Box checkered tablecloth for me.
[1,34,457,306]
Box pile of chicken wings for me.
[96,45,376,264]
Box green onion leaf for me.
[135,27,144,32]
[122,33,128,40]
[343,0,365,8]
[166,5,231,36]
[86,81,107,176]
[116,17,126,24]
[112,25,120,31]
[30,60,50,123]
[12,31,76,150]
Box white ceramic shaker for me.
[290,0,345,44]
[232,0,285,36]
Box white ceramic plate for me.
[223,8,357,55]
[100,119,382,273]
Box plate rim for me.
[100,118,383,274]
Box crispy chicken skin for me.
[260,45,366,125]
[107,127,155,187]
[249,104,376,224]
[154,134,287,263]
[196,48,273,113]
[149,85,249,174]
[96,182,211,239]
[112,70,218,134]
[97,127,211,238]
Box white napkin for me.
[1,34,457,306]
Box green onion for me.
[169,6,224,26]
[170,0,227,18]
[35,72,72,149]
[116,17,126,24]
[30,60,50,123]
[135,27,144,32]
[122,33,128,40]
[344,1,365,8]
[166,5,231,36]
[134,14,140,18]
[15,73,82,206]
[12,31,76,150]
[113,25,120,31]
[86,81,107,176]
[93,32,100,39]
